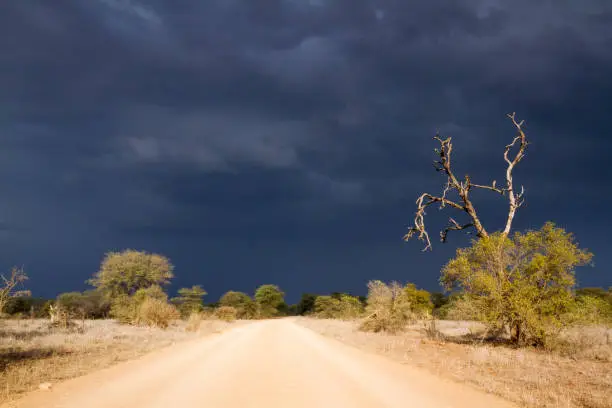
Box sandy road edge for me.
[290,318,518,407]
[1,321,255,408]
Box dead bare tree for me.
[404,112,528,251]
[0,267,30,314]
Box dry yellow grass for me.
[295,317,612,408]
[0,318,240,404]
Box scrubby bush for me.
[136,297,180,329]
[185,311,203,332]
[109,285,177,327]
[441,223,593,347]
[402,283,433,318]
[171,285,206,317]
[359,281,427,333]
[219,291,258,319]
[567,295,612,325]
[110,294,139,324]
[3,296,51,317]
[254,285,285,318]
[56,290,110,319]
[215,306,237,322]
[314,294,364,319]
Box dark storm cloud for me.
[1,0,611,300]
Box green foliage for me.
[109,294,139,324]
[171,285,206,317]
[441,222,593,347]
[136,297,180,329]
[359,281,430,333]
[109,285,174,325]
[568,295,612,325]
[402,283,433,317]
[219,291,257,319]
[3,296,51,317]
[254,284,285,318]
[56,290,111,319]
[296,293,317,315]
[215,306,237,322]
[88,249,174,298]
[314,294,364,319]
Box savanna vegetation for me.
[1,113,610,407]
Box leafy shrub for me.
[171,285,206,317]
[254,285,285,318]
[441,223,593,347]
[56,290,110,319]
[314,294,364,319]
[568,295,612,325]
[219,291,258,319]
[215,306,237,322]
[136,298,180,329]
[110,285,174,326]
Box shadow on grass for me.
[0,329,51,341]
[0,347,73,371]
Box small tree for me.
[171,285,206,317]
[402,284,433,318]
[1,267,30,315]
[254,284,285,318]
[441,223,593,346]
[88,249,174,298]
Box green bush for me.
[568,295,612,325]
[254,285,285,318]
[219,291,258,319]
[171,285,206,318]
[314,294,364,319]
[441,223,593,347]
[110,285,173,325]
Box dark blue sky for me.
[1,1,611,303]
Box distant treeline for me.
[5,286,610,320]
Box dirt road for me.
[8,319,515,408]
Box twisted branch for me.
[404,113,529,250]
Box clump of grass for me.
[185,311,203,332]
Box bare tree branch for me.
[0,267,28,314]
[503,112,529,236]
[405,113,529,250]
[441,218,474,243]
